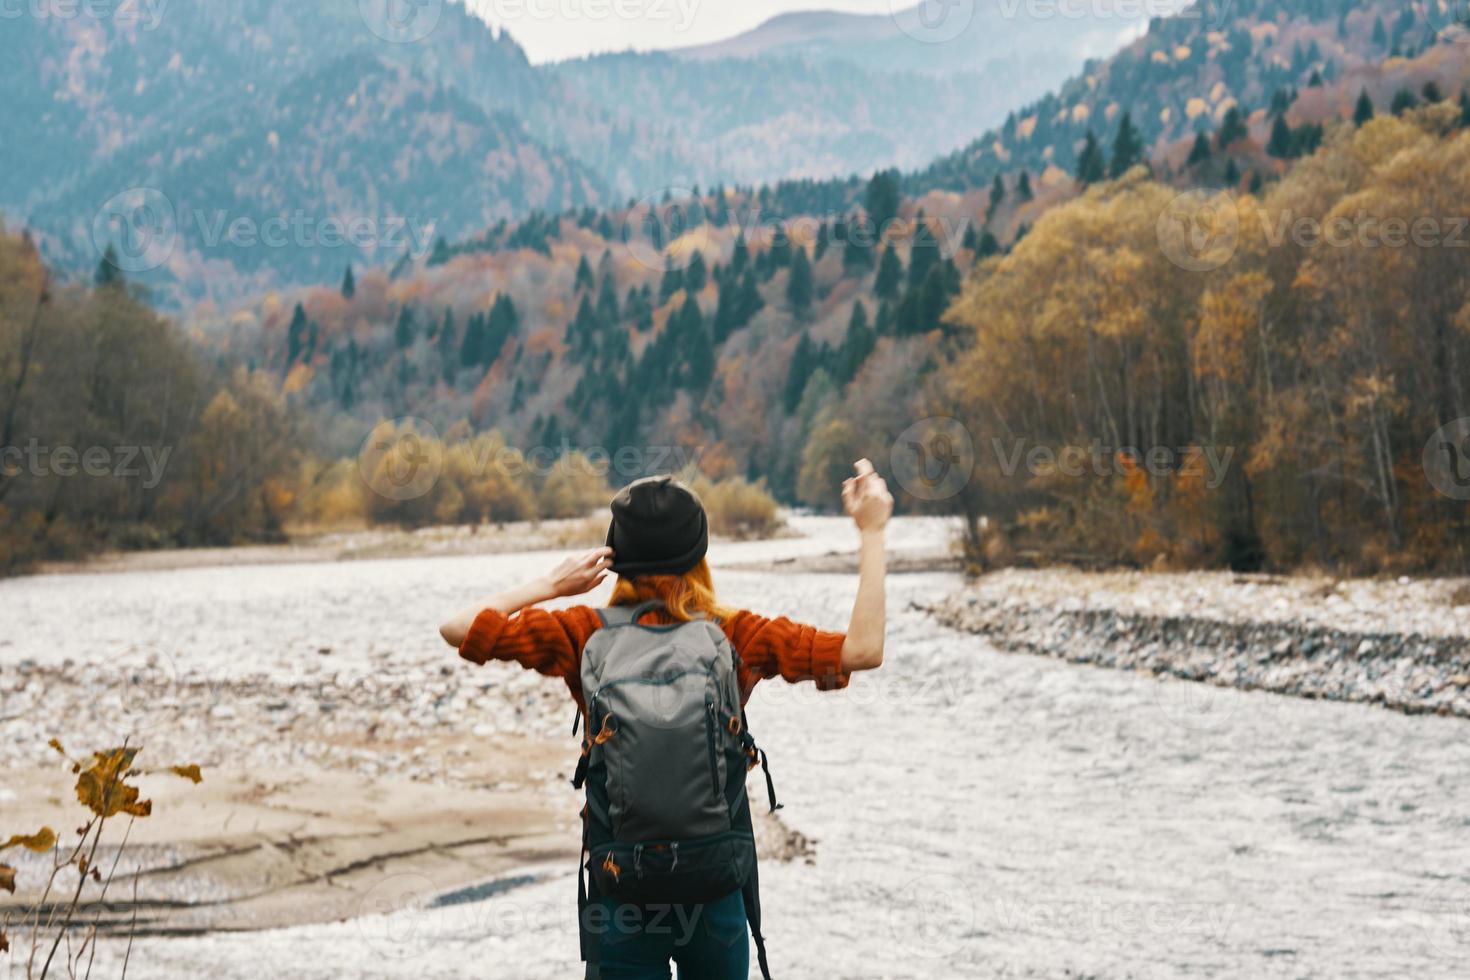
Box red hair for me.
[607,558,735,622]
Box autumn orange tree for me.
[1,741,202,979]
[940,105,1470,572]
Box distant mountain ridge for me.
[669,1,1146,75]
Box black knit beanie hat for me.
[605,475,709,576]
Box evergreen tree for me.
[1371,16,1387,49]
[286,303,309,365]
[1423,81,1444,104]
[907,217,939,290]
[597,273,621,322]
[783,334,816,413]
[735,268,764,328]
[1108,112,1144,178]
[1076,130,1106,185]
[685,251,708,294]
[460,312,485,367]
[874,298,894,336]
[837,302,875,383]
[1391,88,1419,116]
[1216,107,1248,149]
[915,264,954,334]
[975,230,1001,258]
[394,306,416,349]
[437,308,457,378]
[1354,89,1375,126]
[989,175,1005,214]
[1248,171,1263,194]
[659,256,685,302]
[633,285,655,333]
[1017,170,1033,201]
[95,243,124,288]
[787,247,813,315]
[1460,89,1470,127]
[875,246,903,300]
[864,170,902,235]
[429,236,451,266]
[730,232,750,276]
[1267,115,1295,158]
[341,264,356,299]
[1223,159,1241,186]
[768,230,793,270]
[841,215,877,272]
[1187,131,1213,165]
[814,222,831,262]
[674,295,713,390]
[575,255,595,292]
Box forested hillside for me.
[942,106,1470,573]
[3,0,1146,302]
[186,0,1470,575]
[8,0,1470,574]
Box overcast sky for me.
[465,0,900,64]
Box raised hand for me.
[842,458,893,533]
[544,546,615,598]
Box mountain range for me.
[5,0,1152,302]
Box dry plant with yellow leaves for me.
[0,739,202,979]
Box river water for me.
[3,516,1468,978]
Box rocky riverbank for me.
[929,569,1470,719]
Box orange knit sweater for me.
[457,605,849,709]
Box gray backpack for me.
[572,600,779,979]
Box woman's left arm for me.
[439,546,613,647]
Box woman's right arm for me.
[439,546,613,648]
[839,459,893,672]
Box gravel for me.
[929,568,1470,718]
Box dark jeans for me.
[593,890,750,980]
